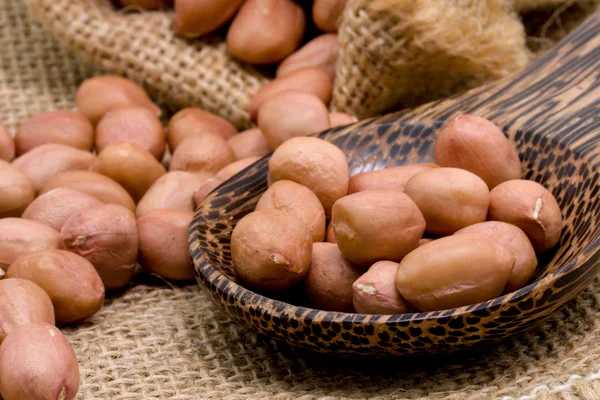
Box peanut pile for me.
[231,116,563,314]
[0,68,341,399]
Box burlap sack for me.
[4,2,600,399]
[25,0,270,130]
[332,0,532,118]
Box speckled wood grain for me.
[189,10,600,356]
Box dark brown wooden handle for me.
[364,10,600,159]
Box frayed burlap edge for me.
[24,0,270,130]
[332,0,532,119]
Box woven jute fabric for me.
[24,0,270,131]
[332,0,600,119]
[4,2,600,399]
[332,0,533,119]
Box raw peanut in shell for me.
[455,221,537,293]
[0,279,55,343]
[231,209,312,291]
[352,261,415,314]
[434,115,522,189]
[0,323,79,400]
[22,188,104,232]
[304,243,362,312]
[313,0,346,32]
[404,167,490,235]
[12,143,96,193]
[326,223,337,244]
[227,0,306,65]
[0,124,14,162]
[396,234,515,311]
[227,128,271,160]
[348,163,439,194]
[14,110,94,155]
[40,170,136,212]
[268,137,348,217]
[7,250,105,324]
[0,219,61,271]
[258,91,331,150]
[95,106,166,160]
[329,112,357,128]
[76,75,161,125]
[136,171,212,218]
[276,34,339,79]
[170,134,235,174]
[173,0,244,38]
[192,177,225,207]
[256,180,326,242]
[488,180,563,252]
[137,210,195,281]
[216,157,261,180]
[0,160,35,218]
[249,68,333,121]
[90,142,166,202]
[61,204,139,290]
[167,107,238,151]
[332,190,426,266]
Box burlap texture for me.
[332,0,533,118]
[4,2,600,399]
[332,0,600,119]
[24,0,270,131]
